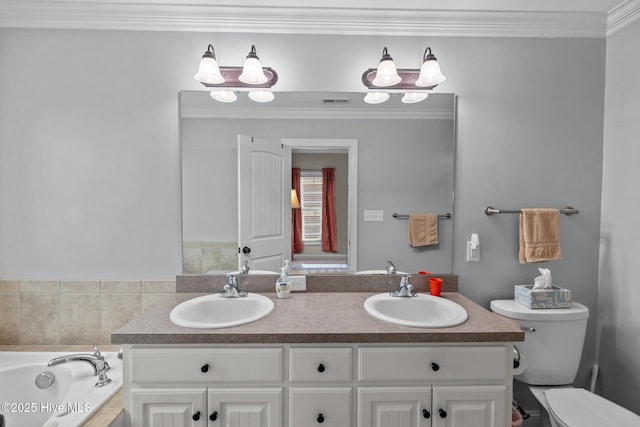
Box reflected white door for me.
[238,135,292,272]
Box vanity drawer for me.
[130,347,283,383]
[289,387,352,427]
[290,347,352,382]
[358,346,507,382]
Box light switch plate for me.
[364,210,384,221]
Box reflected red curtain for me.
[292,168,303,257]
[322,168,338,253]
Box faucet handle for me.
[400,275,411,286]
[92,343,102,357]
[225,274,238,286]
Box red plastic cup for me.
[429,277,443,297]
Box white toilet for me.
[491,299,640,427]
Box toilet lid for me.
[545,388,640,427]
[490,299,589,321]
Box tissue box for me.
[514,285,572,309]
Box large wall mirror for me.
[181,91,456,275]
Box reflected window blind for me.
[300,171,323,242]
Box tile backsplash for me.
[0,279,175,345]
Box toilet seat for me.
[544,388,640,427]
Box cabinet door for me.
[358,386,432,427]
[289,387,352,427]
[208,388,283,427]
[131,388,207,427]
[431,386,507,427]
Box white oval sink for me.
[169,293,274,329]
[354,270,409,275]
[364,293,468,328]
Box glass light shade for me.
[194,47,225,84]
[238,46,268,84]
[291,189,301,209]
[371,48,402,87]
[372,59,402,87]
[415,59,446,87]
[401,92,429,103]
[363,92,390,104]
[248,90,275,103]
[210,90,237,103]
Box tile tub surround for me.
[0,280,176,345]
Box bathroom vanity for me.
[113,286,523,427]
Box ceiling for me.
[0,0,639,37]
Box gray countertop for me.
[112,291,524,344]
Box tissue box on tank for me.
[514,285,572,309]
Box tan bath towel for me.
[408,214,438,247]
[519,208,562,263]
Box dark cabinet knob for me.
[431,362,440,372]
[317,363,326,373]
[201,363,210,373]
[209,411,218,421]
[317,413,325,423]
[422,409,431,419]
[192,411,201,421]
[241,246,251,254]
[439,408,447,418]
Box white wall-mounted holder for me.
[466,233,480,262]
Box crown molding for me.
[0,1,608,38]
[607,0,640,35]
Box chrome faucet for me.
[219,274,248,298]
[47,344,112,388]
[385,260,397,275]
[239,260,251,275]
[389,275,417,297]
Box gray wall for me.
[599,18,640,414]
[0,29,609,406]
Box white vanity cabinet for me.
[126,347,284,427]
[123,344,512,427]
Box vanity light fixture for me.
[194,44,278,103]
[362,46,446,104]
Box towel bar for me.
[484,206,579,216]
[392,213,451,219]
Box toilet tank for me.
[490,300,589,385]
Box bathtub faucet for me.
[47,343,112,388]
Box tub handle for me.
[520,326,536,333]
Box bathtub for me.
[0,351,123,427]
